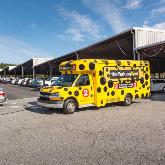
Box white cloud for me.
[65,28,85,42]
[0,35,49,64]
[58,8,101,42]
[142,21,165,30]
[125,0,143,10]
[82,0,129,33]
[151,7,165,16]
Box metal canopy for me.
[0,66,17,77]
[136,41,165,76]
[4,27,165,78]
[9,58,53,78]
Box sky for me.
[0,0,164,64]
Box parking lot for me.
[0,84,165,164]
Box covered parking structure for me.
[35,27,165,77]
[135,41,165,78]
[0,66,17,77]
[9,58,53,78]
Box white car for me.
[44,77,59,86]
[17,79,23,85]
[151,79,165,92]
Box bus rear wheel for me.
[123,94,132,106]
[63,99,77,114]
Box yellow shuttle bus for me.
[37,59,150,114]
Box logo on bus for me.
[82,89,89,97]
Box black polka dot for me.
[146,67,148,72]
[135,94,139,99]
[145,81,148,86]
[116,60,121,66]
[79,64,85,70]
[141,94,144,98]
[97,87,101,93]
[107,92,110,96]
[142,84,145,88]
[108,80,113,88]
[99,70,103,76]
[111,91,115,96]
[101,100,103,104]
[100,77,106,85]
[145,74,149,80]
[146,93,148,97]
[121,90,124,95]
[133,64,136,68]
[105,61,108,65]
[104,86,107,92]
[107,74,110,78]
[74,91,79,96]
[89,62,95,70]
[147,87,150,90]
[79,87,82,90]
[135,90,138,93]
[127,61,131,65]
[64,88,68,91]
[140,77,144,84]
[106,68,108,72]
[68,91,72,95]
[94,60,97,63]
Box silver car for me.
[0,88,6,104]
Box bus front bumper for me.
[37,98,64,109]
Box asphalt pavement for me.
[0,83,39,100]
[0,84,165,165]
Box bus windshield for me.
[52,74,78,87]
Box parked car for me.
[151,79,165,92]
[11,78,16,84]
[14,78,20,85]
[17,79,24,85]
[2,77,10,84]
[21,78,30,86]
[44,77,59,86]
[0,88,6,105]
[29,78,43,89]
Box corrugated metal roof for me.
[51,27,165,59]
[134,28,165,49]
[134,40,165,50]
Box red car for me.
[0,88,6,105]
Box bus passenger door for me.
[74,74,94,105]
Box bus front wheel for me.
[63,99,77,114]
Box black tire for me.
[63,99,77,114]
[122,94,132,106]
[162,87,165,93]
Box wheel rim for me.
[126,96,131,104]
[67,102,75,112]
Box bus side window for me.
[76,74,90,86]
